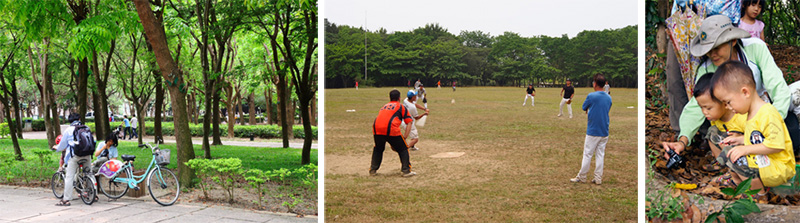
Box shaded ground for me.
[0,185,315,223]
[325,87,638,222]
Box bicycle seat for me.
[77,159,88,166]
[121,155,136,162]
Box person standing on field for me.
[570,74,612,185]
[559,80,575,118]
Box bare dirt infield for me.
[325,86,637,222]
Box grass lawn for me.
[325,86,637,222]
[0,138,317,184]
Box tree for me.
[132,0,196,186]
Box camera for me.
[666,149,685,169]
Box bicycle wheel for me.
[98,169,129,199]
[147,167,179,206]
[50,172,64,199]
[78,175,96,205]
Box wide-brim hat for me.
[690,15,751,57]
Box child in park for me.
[712,61,795,200]
[691,73,747,173]
[739,0,765,41]
[570,74,612,185]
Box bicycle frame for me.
[109,145,167,189]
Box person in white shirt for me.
[402,90,429,151]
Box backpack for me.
[72,125,95,157]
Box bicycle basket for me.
[155,149,170,165]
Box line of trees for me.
[0,0,318,187]
[325,20,637,88]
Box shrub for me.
[186,158,244,203]
[0,123,8,138]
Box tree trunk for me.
[226,85,235,138]
[132,0,196,187]
[299,99,312,164]
[236,90,243,125]
[3,102,22,160]
[656,0,669,54]
[310,93,316,126]
[212,81,222,145]
[266,87,274,124]
[276,75,289,148]
[77,59,89,124]
[11,78,23,139]
[248,92,255,125]
[153,61,163,143]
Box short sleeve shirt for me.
[743,104,795,187]
[583,91,612,137]
[526,87,535,94]
[710,113,747,134]
[563,86,575,99]
[373,101,413,136]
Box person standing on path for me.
[402,90,429,151]
[370,89,417,177]
[559,80,575,118]
[570,74,612,185]
[130,115,139,140]
[523,84,536,107]
[123,115,131,140]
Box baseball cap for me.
[690,15,751,57]
[407,90,416,98]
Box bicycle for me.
[95,142,179,206]
[49,159,98,205]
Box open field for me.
[325,86,637,222]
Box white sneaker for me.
[557,114,562,117]
[569,177,584,183]
[591,179,602,185]
[569,115,573,119]
[410,146,419,151]
[402,171,417,177]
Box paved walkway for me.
[22,125,317,149]
[0,185,316,223]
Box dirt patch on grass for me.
[325,87,637,222]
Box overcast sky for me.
[325,0,639,38]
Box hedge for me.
[145,115,267,124]
[85,121,316,140]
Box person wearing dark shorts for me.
[371,89,416,177]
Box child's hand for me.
[727,146,749,163]
[721,135,744,146]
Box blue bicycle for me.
[96,142,179,206]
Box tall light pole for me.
[364,11,367,81]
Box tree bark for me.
[11,77,23,139]
[212,79,222,145]
[132,0,196,187]
[77,59,89,123]
[248,92,255,125]
[154,71,164,143]
[226,84,235,138]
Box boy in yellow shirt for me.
[712,61,796,199]
[691,73,747,173]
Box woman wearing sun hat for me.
[662,15,800,162]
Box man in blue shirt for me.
[123,115,130,140]
[570,74,612,185]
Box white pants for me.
[559,98,572,117]
[63,155,91,201]
[523,94,534,106]
[575,135,609,181]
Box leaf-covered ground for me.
[646,45,800,206]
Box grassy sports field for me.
[324,86,637,222]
